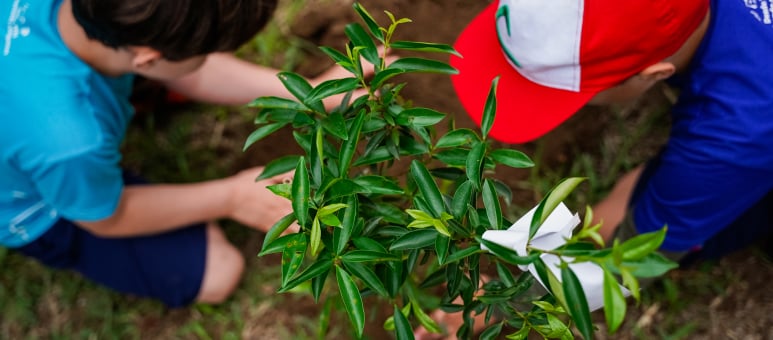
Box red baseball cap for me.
[451,0,709,144]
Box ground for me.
[1,0,772,339]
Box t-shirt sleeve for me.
[30,147,124,222]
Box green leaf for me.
[259,213,296,255]
[292,157,310,227]
[336,266,365,338]
[619,227,667,261]
[279,258,332,293]
[243,122,288,151]
[482,179,503,230]
[306,78,361,104]
[436,234,450,265]
[341,250,401,262]
[277,72,325,112]
[334,195,358,255]
[505,325,531,340]
[481,77,499,139]
[339,110,366,176]
[322,112,349,140]
[343,262,389,297]
[389,229,438,251]
[490,149,535,168]
[319,46,356,73]
[353,147,393,166]
[370,68,408,89]
[256,155,301,180]
[495,262,516,287]
[412,301,442,335]
[465,142,486,189]
[344,23,380,65]
[317,203,348,218]
[613,252,678,278]
[352,3,384,41]
[387,57,458,75]
[393,304,414,340]
[259,233,300,256]
[410,160,445,218]
[603,269,626,333]
[281,234,308,287]
[395,108,446,127]
[247,96,308,111]
[352,175,404,195]
[451,180,473,220]
[435,129,479,148]
[561,265,593,340]
[433,148,468,167]
[479,322,503,340]
[479,238,540,265]
[444,246,481,264]
[310,218,322,256]
[390,41,460,56]
[530,177,586,239]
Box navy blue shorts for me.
[12,173,207,308]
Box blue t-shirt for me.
[0,0,134,247]
[633,0,773,251]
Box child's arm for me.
[162,53,367,110]
[76,167,292,237]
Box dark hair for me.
[71,0,278,61]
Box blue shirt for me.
[0,0,134,247]
[634,0,773,251]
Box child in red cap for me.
[419,0,773,338]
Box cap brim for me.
[450,2,597,144]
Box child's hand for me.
[227,166,297,233]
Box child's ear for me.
[639,62,676,82]
[128,46,162,69]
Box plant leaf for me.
[465,142,486,190]
[344,23,380,65]
[343,262,389,297]
[435,128,479,148]
[244,122,288,151]
[260,213,297,254]
[387,57,458,75]
[256,155,301,180]
[489,149,535,168]
[342,250,401,262]
[292,157,310,227]
[479,238,540,265]
[279,258,332,293]
[281,234,308,287]
[340,110,366,176]
[395,108,446,127]
[247,96,309,111]
[482,179,503,230]
[530,177,586,239]
[603,269,626,333]
[352,3,384,41]
[409,160,445,218]
[334,195,358,255]
[389,229,438,251]
[393,304,414,340]
[561,265,593,340]
[336,266,365,338]
[306,78,361,104]
[619,227,667,261]
[319,46,356,73]
[481,77,499,139]
[352,175,404,195]
[277,72,325,112]
[390,41,460,56]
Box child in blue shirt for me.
[0,0,359,307]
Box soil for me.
[235,0,773,338]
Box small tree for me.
[246,4,676,339]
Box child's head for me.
[451,0,709,144]
[71,0,278,61]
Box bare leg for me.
[593,165,644,242]
[196,222,245,303]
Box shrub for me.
[246,3,676,339]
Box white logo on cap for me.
[495,0,584,92]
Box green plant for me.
[246,3,676,339]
